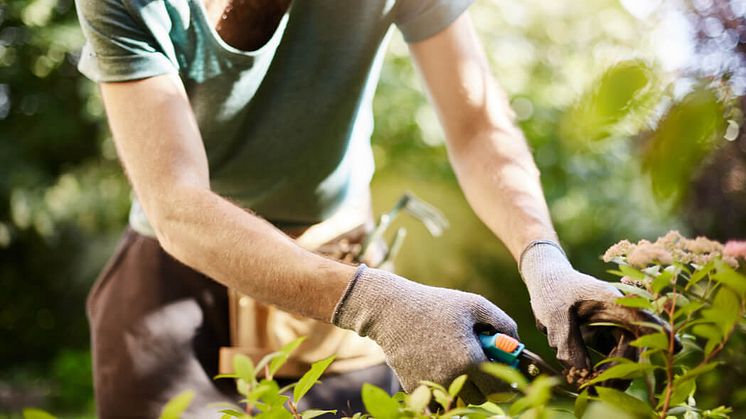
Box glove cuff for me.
[519,240,572,284]
[331,264,368,324]
[331,264,411,336]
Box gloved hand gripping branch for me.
[519,240,675,386]
[332,264,518,404]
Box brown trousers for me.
[87,228,398,418]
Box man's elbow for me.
[141,185,209,258]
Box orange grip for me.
[493,333,520,353]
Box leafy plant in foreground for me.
[22,233,746,419]
[575,231,746,418]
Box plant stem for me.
[289,401,301,419]
[659,290,678,418]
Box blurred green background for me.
[1,0,746,417]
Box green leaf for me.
[406,385,431,412]
[418,380,447,393]
[665,377,696,408]
[433,388,451,409]
[269,337,307,377]
[561,60,656,144]
[448,374,468,397]
[594,356,634,367]
[686,262,715,289]
[361,383,400,419]
[256,408,294,419]
[508,376,559,416]
[611,283,653,299]
[253,379,285,408]
[581,363,656,387]
[595,387,654,418]
[616,295,654,310]
[691,324,722,356]
[214,373,240,380]
[702,405,733,418]
[651,270,674,294]
[675,300,706,321]
[301,410,336,419]
[255,352,281,374]
[630,321,664,333]
[712,262,746,295]
[620,264,646,280]
[481,362,528,391]
[701,287,741,336]
[469,401,505,415]
[277,382,297,394]
[219,409,248,418]
[22,408,57,419]
[439,408,477,418]
[575,389,590,419]
[643,86,725,203]
[294,355,335,403]
[236,378,250,397]
[233,354,255,383]
[676,362,721,383]
[159,390,195,419]
[631,332,669,350]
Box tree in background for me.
[0,0,129,412]
[681,0,746,240]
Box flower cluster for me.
[603,230,740,269]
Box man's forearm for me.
[100,76,354,323]
[150,185,356,322]
[446,125,557,261]
[408,14,557,262]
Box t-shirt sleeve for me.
[75,0,177,82]
[394,0,474,43]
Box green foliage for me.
[293,356,335,405]
[561,60,660,144]
[642,86,726,204]
[593,387,654,418]
[362,383,399,419]
[601,234,746,418]
[209,338,336,419]
[22,408,57,419]
[159,390,195,419]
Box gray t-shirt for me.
[76,0,473,231]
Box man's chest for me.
[201,0,291,51]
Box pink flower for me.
[724,241,746,259]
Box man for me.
[75,0,644,417]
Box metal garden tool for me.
[355,192,449,265]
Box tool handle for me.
[479,333,525,368]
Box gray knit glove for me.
[333,265,519,404]
[520,241,664,375]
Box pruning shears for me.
[479,333,562,379]
[480,333,578,397]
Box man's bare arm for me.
[409,13,557,261]
[409,15,667,372]
[100,74,355,321]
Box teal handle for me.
[479,333,525,368]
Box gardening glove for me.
[520,240,669,383]
[332,264,519,404]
